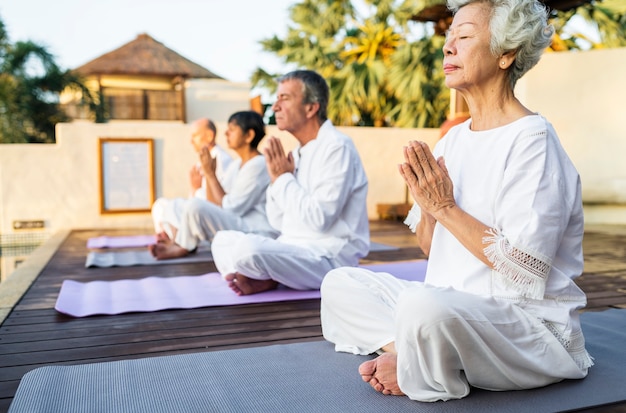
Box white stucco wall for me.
[515,47,626,204]
[0,121,439,236]
[184,79,253,123]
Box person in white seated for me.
[151,117,233,241]
[211,70,369,296]
[150,111,277,260]
[320,0,593,403]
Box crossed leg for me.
[224,273,278,296]
[148,239,190,260]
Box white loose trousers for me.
[174,199,276,252]
[212,230,335,290]
[320,267,587,402]
[151,197,187,239]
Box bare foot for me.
[224,273,278,296]
[156,231,170,243]
[148,241,190,260]
[358,353,405,396]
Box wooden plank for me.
[0,305,321,343]
[2,223,626,412]
[0,313,321,355]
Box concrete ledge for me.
[0,230,70,325]
[584,204,626,227]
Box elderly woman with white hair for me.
[320,0,593,402]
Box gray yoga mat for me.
[85,236,399,251]
[87,235,157,249]
[85,248,213,268]
[85,242,397,267]
[9,309,626,413]
[369,241,400,252]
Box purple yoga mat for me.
[54,260,428,317]
[87,235,157,249]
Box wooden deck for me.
[1,220,626,412]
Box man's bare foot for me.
[358,353,405,396]
[148,241,190,260]
[156,231,170,243]
[224,273,278,296]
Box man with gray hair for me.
[212,70,369,295]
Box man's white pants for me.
[320,267,587,402]
[212,230,335,290]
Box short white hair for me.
[447,0,554,89]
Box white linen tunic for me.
[174,154,277,251]
[320,115,593,401]
[152,145,233,238]
[212,120,369,290]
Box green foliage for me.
[251,0,449,128]
[387,36,448,128]
[549,0,626,50]
[578,0,626,48]
[251,0,625,128]
[0,16,101,143]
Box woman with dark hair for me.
[150,111,277,260]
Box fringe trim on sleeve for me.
[403,203,421,233]
[482,228,551,300]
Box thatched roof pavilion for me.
[67,33,229,121]
[74,33,222,79]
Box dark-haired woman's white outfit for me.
[174,155,277,252]
[151,145,233,239]
[321,115,593,402]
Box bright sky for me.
[0,0,602,86]
[0,0,297,84]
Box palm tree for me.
[549,0,626,51]
[254,0,354,81]
[334,20,403,126]
[572,0,625,48]
[251,0,449,128]
[0,17,99,143]
[387,35,449,128]
[252,0,624,128]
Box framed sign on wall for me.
[98,138,155,214]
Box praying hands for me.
[398,140,455,217]
[263,136,295,182]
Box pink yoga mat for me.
[55,260,428,317]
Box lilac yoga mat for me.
[54,260,428,317]
[87,235,157,249]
